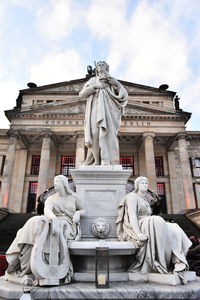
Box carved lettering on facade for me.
[45,120,151,127]
[45,120,84,126]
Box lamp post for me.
[95,247,109,288]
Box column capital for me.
[7,130,19,139]
[74,131,84,139]
[176,132,188,141]
[143,132,156,139]
[41,130,53,139]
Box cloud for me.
[0,0,200,130]
[36,0,81,41]
[87,0,190,86]
[29,49,85,85]
[0,81,20,129]
[86,0,127,39]
[0,1,6,41]
[85,0,200,130]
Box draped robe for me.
[6,193,80,279]
[116,192,192,274]
[79,76,128,165]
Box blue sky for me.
[0,0,200,130]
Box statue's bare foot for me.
[92,161,99,165]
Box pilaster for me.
[0,130,19,207]
[167,150,179,213]
[177,132,196,210]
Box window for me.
[60,156,75,176]
[0,155,5,175]
[157,183,165,195]
[29,181,38,194]
[27,182,38,213]
[155,156,164,176]
[194,158,200,177]
[157,182,167,214]
[120,156,134,175]
[31,155,40,175]
[152,101,159,106]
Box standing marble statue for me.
[6,175,85,285]
[79,61,128,165]
[116,177,192,275]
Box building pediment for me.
[20,77,175,97]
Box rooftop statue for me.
[6,175,85,286]
[116,176,192,282]
[79,61,128,165]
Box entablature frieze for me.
[7,113,186,129]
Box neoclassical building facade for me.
[0,75,200,214]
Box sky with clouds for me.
[0,0,200,130]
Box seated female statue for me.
[116,176,192,275]
[6,175,85,285]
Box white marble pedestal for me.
[70,166,132,276]
[70,165,131,238]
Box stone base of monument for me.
[128,271,197,285]
[69,240,137,282]
[0,276,200,300]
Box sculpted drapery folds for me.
[6,175,85,285]
[116,177,192,276]
[79,61,128,165]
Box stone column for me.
[75,132,85,168]
[143,132,157,192]
[167,150,179,213]
[177,132,196,210]
[11,148,28,212]
[36,132,52,200]
[0,131,18,207]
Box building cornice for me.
[5,112,188,122]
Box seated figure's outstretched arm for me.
[73,196,85,224]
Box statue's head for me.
[134,176,148,193]
[95,61,109,76]
[54,175,73,195]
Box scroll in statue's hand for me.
[73,211,81,224]
[137,233,148,242]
